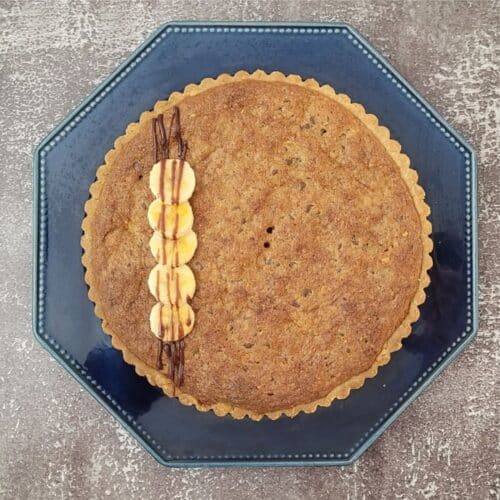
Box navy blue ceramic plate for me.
[33,22,478,466]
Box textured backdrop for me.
[1,0,498,498]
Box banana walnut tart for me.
[81,70,432,420]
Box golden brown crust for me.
[81,70,432,420]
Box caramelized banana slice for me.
[150,302,195,342]
[149,230,198,266]
[147,199,193,238]
[149,159,196,204]
[148,264,196,304]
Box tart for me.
[81,70,432,420]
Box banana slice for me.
[149,230,198,266]
[150,302,195,342]
[148,264,196,304]
[147,199,193,238]
[150,159,196,204]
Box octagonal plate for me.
[33,21,478,466]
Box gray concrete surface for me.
[1,0,498,498]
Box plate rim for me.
[32,20,479,467]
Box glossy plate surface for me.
[33,21,478,466]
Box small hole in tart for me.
[266,226,274,234]
[138,174,143,180]
[263,241,271,248]
[320,127,327,135]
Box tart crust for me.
[81,70,432,420]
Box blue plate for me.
[33,21,478,466]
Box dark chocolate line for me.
[152,118,159,163]
[156,339,163,370]
[157,114,168,158]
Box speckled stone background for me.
[0,0,498,498]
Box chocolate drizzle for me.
[156,340,164,370]
[151,107,188,387]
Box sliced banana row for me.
[148,159,197,342]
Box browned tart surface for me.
[82,73,431,418]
